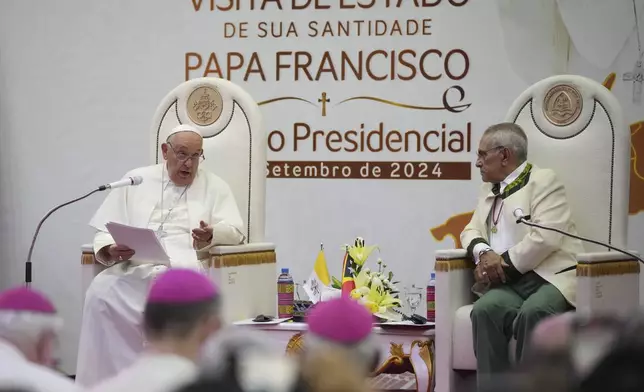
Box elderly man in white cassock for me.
[0,286,81,392]
[76,124,245,388]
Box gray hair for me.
[199,327,284,376]
[306,333,380,374]
[483,122,528,162]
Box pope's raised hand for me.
[192,220,213,248]
[108,244,135,263]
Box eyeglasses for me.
[477,145,506,160]
[167,142,205,162]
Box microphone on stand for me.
[512,208,643,274]
[97,176,143,191]
[25,176,143,287]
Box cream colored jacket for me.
[461,164,583,306]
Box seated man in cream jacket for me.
[461,122,583,384]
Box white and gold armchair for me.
[434,75,640,392]
[80,77,277,323]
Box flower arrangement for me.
[330,237,402,318]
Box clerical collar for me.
[492,162,532,199]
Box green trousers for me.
[470,272,571,380]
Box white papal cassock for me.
[76,163,245,388]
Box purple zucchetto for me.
[0,287,56,314]
[306,296,373,344]
[147,268,218,304]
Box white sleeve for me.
[93,231,116,267]
[472,243,492,265]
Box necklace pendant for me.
[491,226,498,234]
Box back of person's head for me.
[178,345,307,392]
[300,348,373,392]
[479,312,644,392]
[477,349,578,392]
[579,313,644,392]
[0,287,62,367]
[305,297,379,374]
[199,326,283,372]
[144,268,221,343]
[179,344,373,392]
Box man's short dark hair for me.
[143,297,219,339]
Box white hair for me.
[0,311,62,346]
[483,122,528,162]
[198,327,301,392]
[199,326,283,374]
[306,333,380,373]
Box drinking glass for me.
[404,284,423,315]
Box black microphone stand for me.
[25,188,103,287]
[515,217,644,273]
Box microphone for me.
[25,176,143,286]
[513,208,644,273]
[513,208,530,223]
[97,176,143,191]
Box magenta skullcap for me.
[0,287,56,314]
[147,268,218,304]
[307,296,373,344]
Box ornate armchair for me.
[434,75,640,392]
[81,77,277,323]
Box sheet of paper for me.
[303,275,339,303]
[105,222,171,266]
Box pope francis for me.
[461,122,583,385]
[76,124,245,388]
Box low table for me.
[234,321,435,392]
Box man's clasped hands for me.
[475,250,511,285]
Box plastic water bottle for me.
[277,268,294,319]
[426,272,436,322]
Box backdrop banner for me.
[0,0,643,374]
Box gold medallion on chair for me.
[187,85,224,126]
[542,84,583,127]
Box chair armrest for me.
[434,248,475,378]
[574,251,640,317]
[575,251,640,263]
[83,242,277,255]
[435,249,472,275]
[435,249,474,309]
[80,242,111,269]
[436,249,468,261]
[210,242,275,255]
